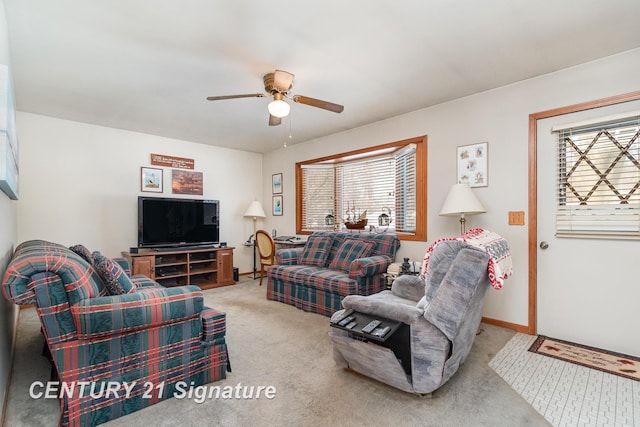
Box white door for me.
[536,100,640,357]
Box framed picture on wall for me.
[456,142,488,187]
[272,195,283,216]
[172,169,203,195]
[272,173,282,194]
[140,167,163,193]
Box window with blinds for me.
[301,165,335,229]
[553,112,640,239]
[395,145,417,232]
[337,156,397,231]
[297,137,426,240]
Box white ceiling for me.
[4,1,640,153]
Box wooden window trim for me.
[295,135,427,241]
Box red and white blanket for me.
[422,228,512,290]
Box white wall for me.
[0,0,18,418]
[262,48,640,329]
[16,113,264,273]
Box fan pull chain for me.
[284,112,293,148]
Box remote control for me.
[361,320,381,334]
[331,308,354,324]
[372,326,391,338]
[345,321,357,330]
[338,316,355,327]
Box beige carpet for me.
[4,277,548,426]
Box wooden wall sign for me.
[151,153,194,170]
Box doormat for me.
[529,335,640,381]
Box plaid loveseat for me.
[2,240,229,426]
[266,231,400,316]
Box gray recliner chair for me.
[330,239,495,394]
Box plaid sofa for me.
[266,231,400,316]
[1,240,229,426]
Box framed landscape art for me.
[172,169,203,195]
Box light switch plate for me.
[508,211,525,225]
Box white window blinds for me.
[337,157,395,229]
[301,165,335,231]
[394,144,417,232]
[554,113,640,239]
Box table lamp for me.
[439,183,486,234]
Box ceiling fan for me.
[206,70,344,126]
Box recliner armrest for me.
[341,291,423,325]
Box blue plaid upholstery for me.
[298,234,333,267]
[1,240,229,426]
[327,239,375,272]
[267,231,400,316]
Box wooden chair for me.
[255,230,276,285]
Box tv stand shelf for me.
[123,247,235,290]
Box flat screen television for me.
[138,196,220,248]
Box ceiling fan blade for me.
[273,70,294,92]
[293,95,344,113]
[269,114,282,126]
[206,93,266,101]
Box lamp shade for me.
[244,201,266,219]
[439,184,486,216]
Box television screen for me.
[138,197,220,248]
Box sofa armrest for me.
[341,292,424,325]
[71,285,204,339]
[349,255,391,279]
[201,307,227,343]
[276,248,303,265]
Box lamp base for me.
[459,215,466,234]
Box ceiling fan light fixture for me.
[206,69,343,125]
[268,98,290,118]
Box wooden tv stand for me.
[123,247,235,290]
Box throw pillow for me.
[328,239,375,273]
[69,244,93,265]
[298,235,333,267]
[92,251,137,295]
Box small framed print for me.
[457,142,488,188]
[141,167,163,193]
[272,173,282,194]
[272,195,283,216]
